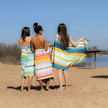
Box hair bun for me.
[33,23,38,27]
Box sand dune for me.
[0,63,108,108]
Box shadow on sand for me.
[77,67,95,69]
[7,85,71,91]
[91,75,108,79]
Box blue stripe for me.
[21,45,31,49]
[53,42,87,54]
[21,68,24,71]
[25,65,35,67]
[52,63,69,70]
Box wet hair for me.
[33,22,43,34]
[21,27,30,43]
[58,23,69,49]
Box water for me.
[84,56,108,67]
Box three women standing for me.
[19,23,87,91]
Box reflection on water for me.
[84,56,108,67]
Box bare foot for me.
[64,87,68,90]
[21,87,23,91]
[28,88,30,91]
[46,87,49,91]
[40,88,44,91]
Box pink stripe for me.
[78,43,85,45]
[36,70,53,76]
[22,51,27,53]
[35,61,51,67]
[56,37,60,41]
[35,52,50,57]
[36,73,54,79]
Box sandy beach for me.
[0,63,108,108]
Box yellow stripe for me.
[52,55,84,62]
[51,61,69,67]
[35,55,50,61]
[23,73,34,75]
[35,58,50,63]
[36,75,54,80]
[54,47,86,57]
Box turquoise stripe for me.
[84,38,89,42]
[52,63,69,70]
[67,46,87,50]
[21,58,27,63]
[54,39,87,50]
[27,53,34,58]
[54,39,61,45]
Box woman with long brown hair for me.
[52,23,88,90]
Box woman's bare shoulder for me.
[40,36,46,41]
[18,38,22,43]
[41,36,46,39]
[31,37,36,43]
[26,36,32,39]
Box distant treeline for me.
[0,43,21,65]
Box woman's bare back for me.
[18,36,32,48]
[31,35,47,51]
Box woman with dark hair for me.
[52,23,88,90]
[18,27,34,91]
[31,23,54,91]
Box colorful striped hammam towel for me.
[35,48,54,80]
[21,45,34,78]
[51,34,88,70]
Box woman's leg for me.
[21,77,26,91]
[63,70,68,89]
[46,79,50,91]
[57,68,63,90]
[28,76,33,91]
[38,80,43,90]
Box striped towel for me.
[21,45,34,78]
[51,34,88,70]
[35,48,54,80]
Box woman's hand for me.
[80,37,84,41]
[48,43,53,47]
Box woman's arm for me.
[48,43,53,47]
[31,38,35,51]
[69,36,84,47]
[44,37,48,51]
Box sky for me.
[0,0,108,50]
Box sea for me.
[84,56,108,67]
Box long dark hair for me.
[58,23,69,49]
[21,27,30,43]
[33,22,43,34]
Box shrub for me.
[0,43,21,65]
